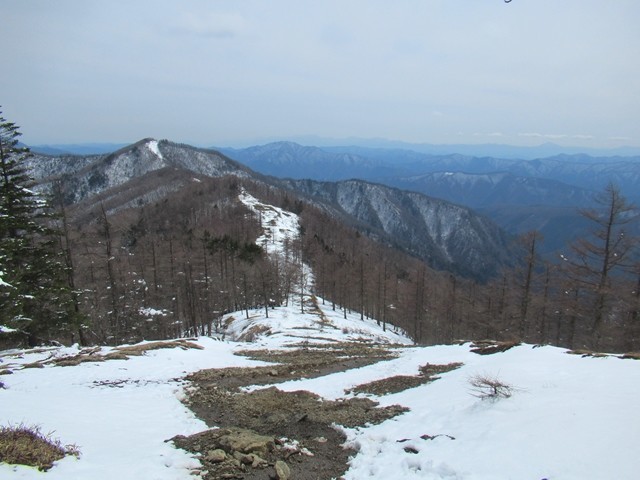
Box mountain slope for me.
[219,142,640,255]
[26,139,515,281]
[389,171,595,208]
[282,178,514,280]
[28,139,254,204]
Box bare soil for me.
[174,342,410,479]
[346,362,463,396]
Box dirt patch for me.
[179,386,406,479]
[620,352,640,360]
[470,340,520,355]
[346,362,463,396]
[567,349,610,359]
[224,343,399,387]
[188,385,407,433]
[568,349,640,360]
[177,343,409,479]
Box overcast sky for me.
[2,0,639,148]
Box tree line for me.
[1,111,639,352]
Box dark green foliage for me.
[207,234,263,264]
[0,109,77,345]
[237,242,264,264]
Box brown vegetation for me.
[0,424,79,471]
[41,172,640,353]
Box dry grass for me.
[620,352,640,360]
[567,349,610,358]
[237,324,272,342]
[115,339,203,355]
[470,340,520,355]
[51,339,203,367]
[0,424,79,471]
[468,374,515,400]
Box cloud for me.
[608,136,631,142]
[473,132,504,138]
[519,132,566,139]
[518,133,594,141]
[173,12,247,39]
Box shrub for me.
[0,424,80,471]
[468,374,514,400]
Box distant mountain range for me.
[28,142,129,156]
[26,139,515,281]
[26,138,640,259]
[30,138,640,159]
[218,141,640,254]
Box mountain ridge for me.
[26,138,516,281]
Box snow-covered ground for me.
[2,311,640,479]
[2,193,640,479]
[239,190,301,258]
[310,343,640,480]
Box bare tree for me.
[562,183,638,348]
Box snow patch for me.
[147,140,163,159]
[138,307,168,317]
[0,271,11,288]
[238,190,301,257]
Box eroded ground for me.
[174,342,459,480]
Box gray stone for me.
[218,428,275,457]
[205,449,227,463]
[275,460,291,480]
[250,453,268,468]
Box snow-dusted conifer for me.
[0,108,76,345]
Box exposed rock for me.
[205,448,226,463]
[217,428,275,457]
[275,460,291,480]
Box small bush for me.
[468,374,514,400]
[0,424,80,471]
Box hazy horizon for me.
[2,1,639,148]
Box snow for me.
[0,339,266,479]
[223,298,411,348]
[239,190,301,257]
[146,140,162,159]
[2,323,640,479]
[0,270,12,288]
[2,195,640,479]
[239,188,316,290]
[138,307,168,317]
[333,345,640,480]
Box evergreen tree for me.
[0,109,77,345]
